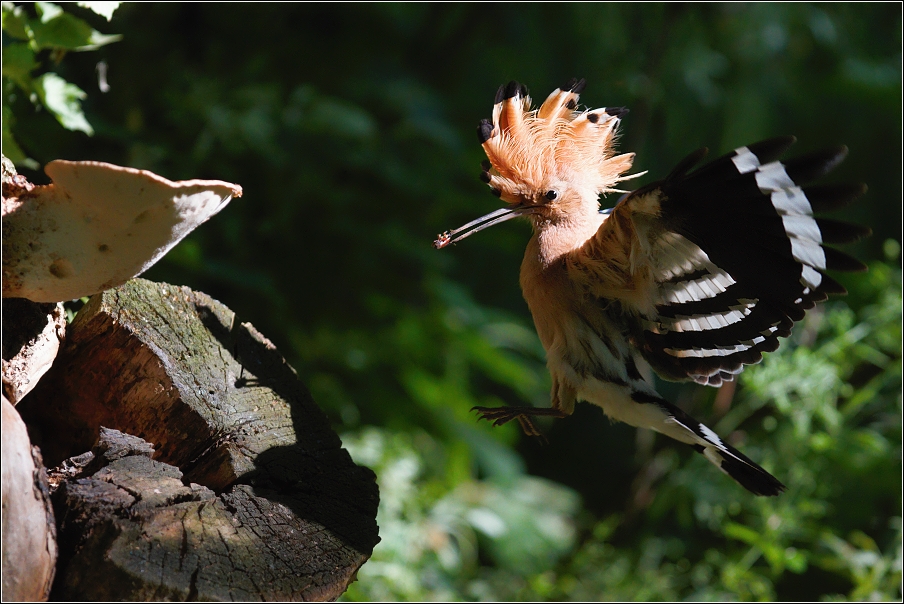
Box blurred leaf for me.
[35,1,63,21]
[1,105,37,169]
[77,1,120,21]
[1,1,30,40]
[1,42,38,91]
[341,428,580,600]
[31,2,121,51]
[471,476,580,574]
[33,72,93,134]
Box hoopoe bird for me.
[435,79,870,496]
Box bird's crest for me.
[477,79,639,203]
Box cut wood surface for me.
[20,279,380,601]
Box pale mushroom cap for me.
[2,160,242,303]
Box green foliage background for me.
[4,3,901,601]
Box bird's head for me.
[435,79,640,249]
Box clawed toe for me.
[472,406,517,425]
[471,405,566,440]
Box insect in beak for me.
[434,206,532,249]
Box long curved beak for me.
[434,206,531,249]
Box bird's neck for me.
[530,211,606,267]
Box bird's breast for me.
[521,238,633,370]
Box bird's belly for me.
[576,379,658,426]
[576,379,693,444]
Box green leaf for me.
[29,4,121,51]
[35,2,64,22]
[77,1,120,21]
[1,1,31,40]
[724,521,761,547]
[1,43,38,91]
[783,547,808,574]
[33,72,93,134]
[1,105,38,169]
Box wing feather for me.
[569,138,869,386]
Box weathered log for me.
[53,427,371,601]
[1,394,57,601]
[19,279,380,600]
[1,298,65,404]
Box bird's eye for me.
[545,190,558,201]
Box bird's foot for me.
[471,406,568,441]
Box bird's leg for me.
[471,405,569,440]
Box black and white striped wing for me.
[627,137,869,386]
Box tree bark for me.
[2,298,65,404]
[19,279,380,600]
[1,394,57,601]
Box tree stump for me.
[19,279,380,600]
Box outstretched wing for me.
[570,137,870,386]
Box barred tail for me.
[631,391,786,496]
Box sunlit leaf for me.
[33,72,93,134]
[35,2,64,22]
[30,3,121,51]
[77,1,120,21]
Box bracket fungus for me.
[2,160,241,303]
